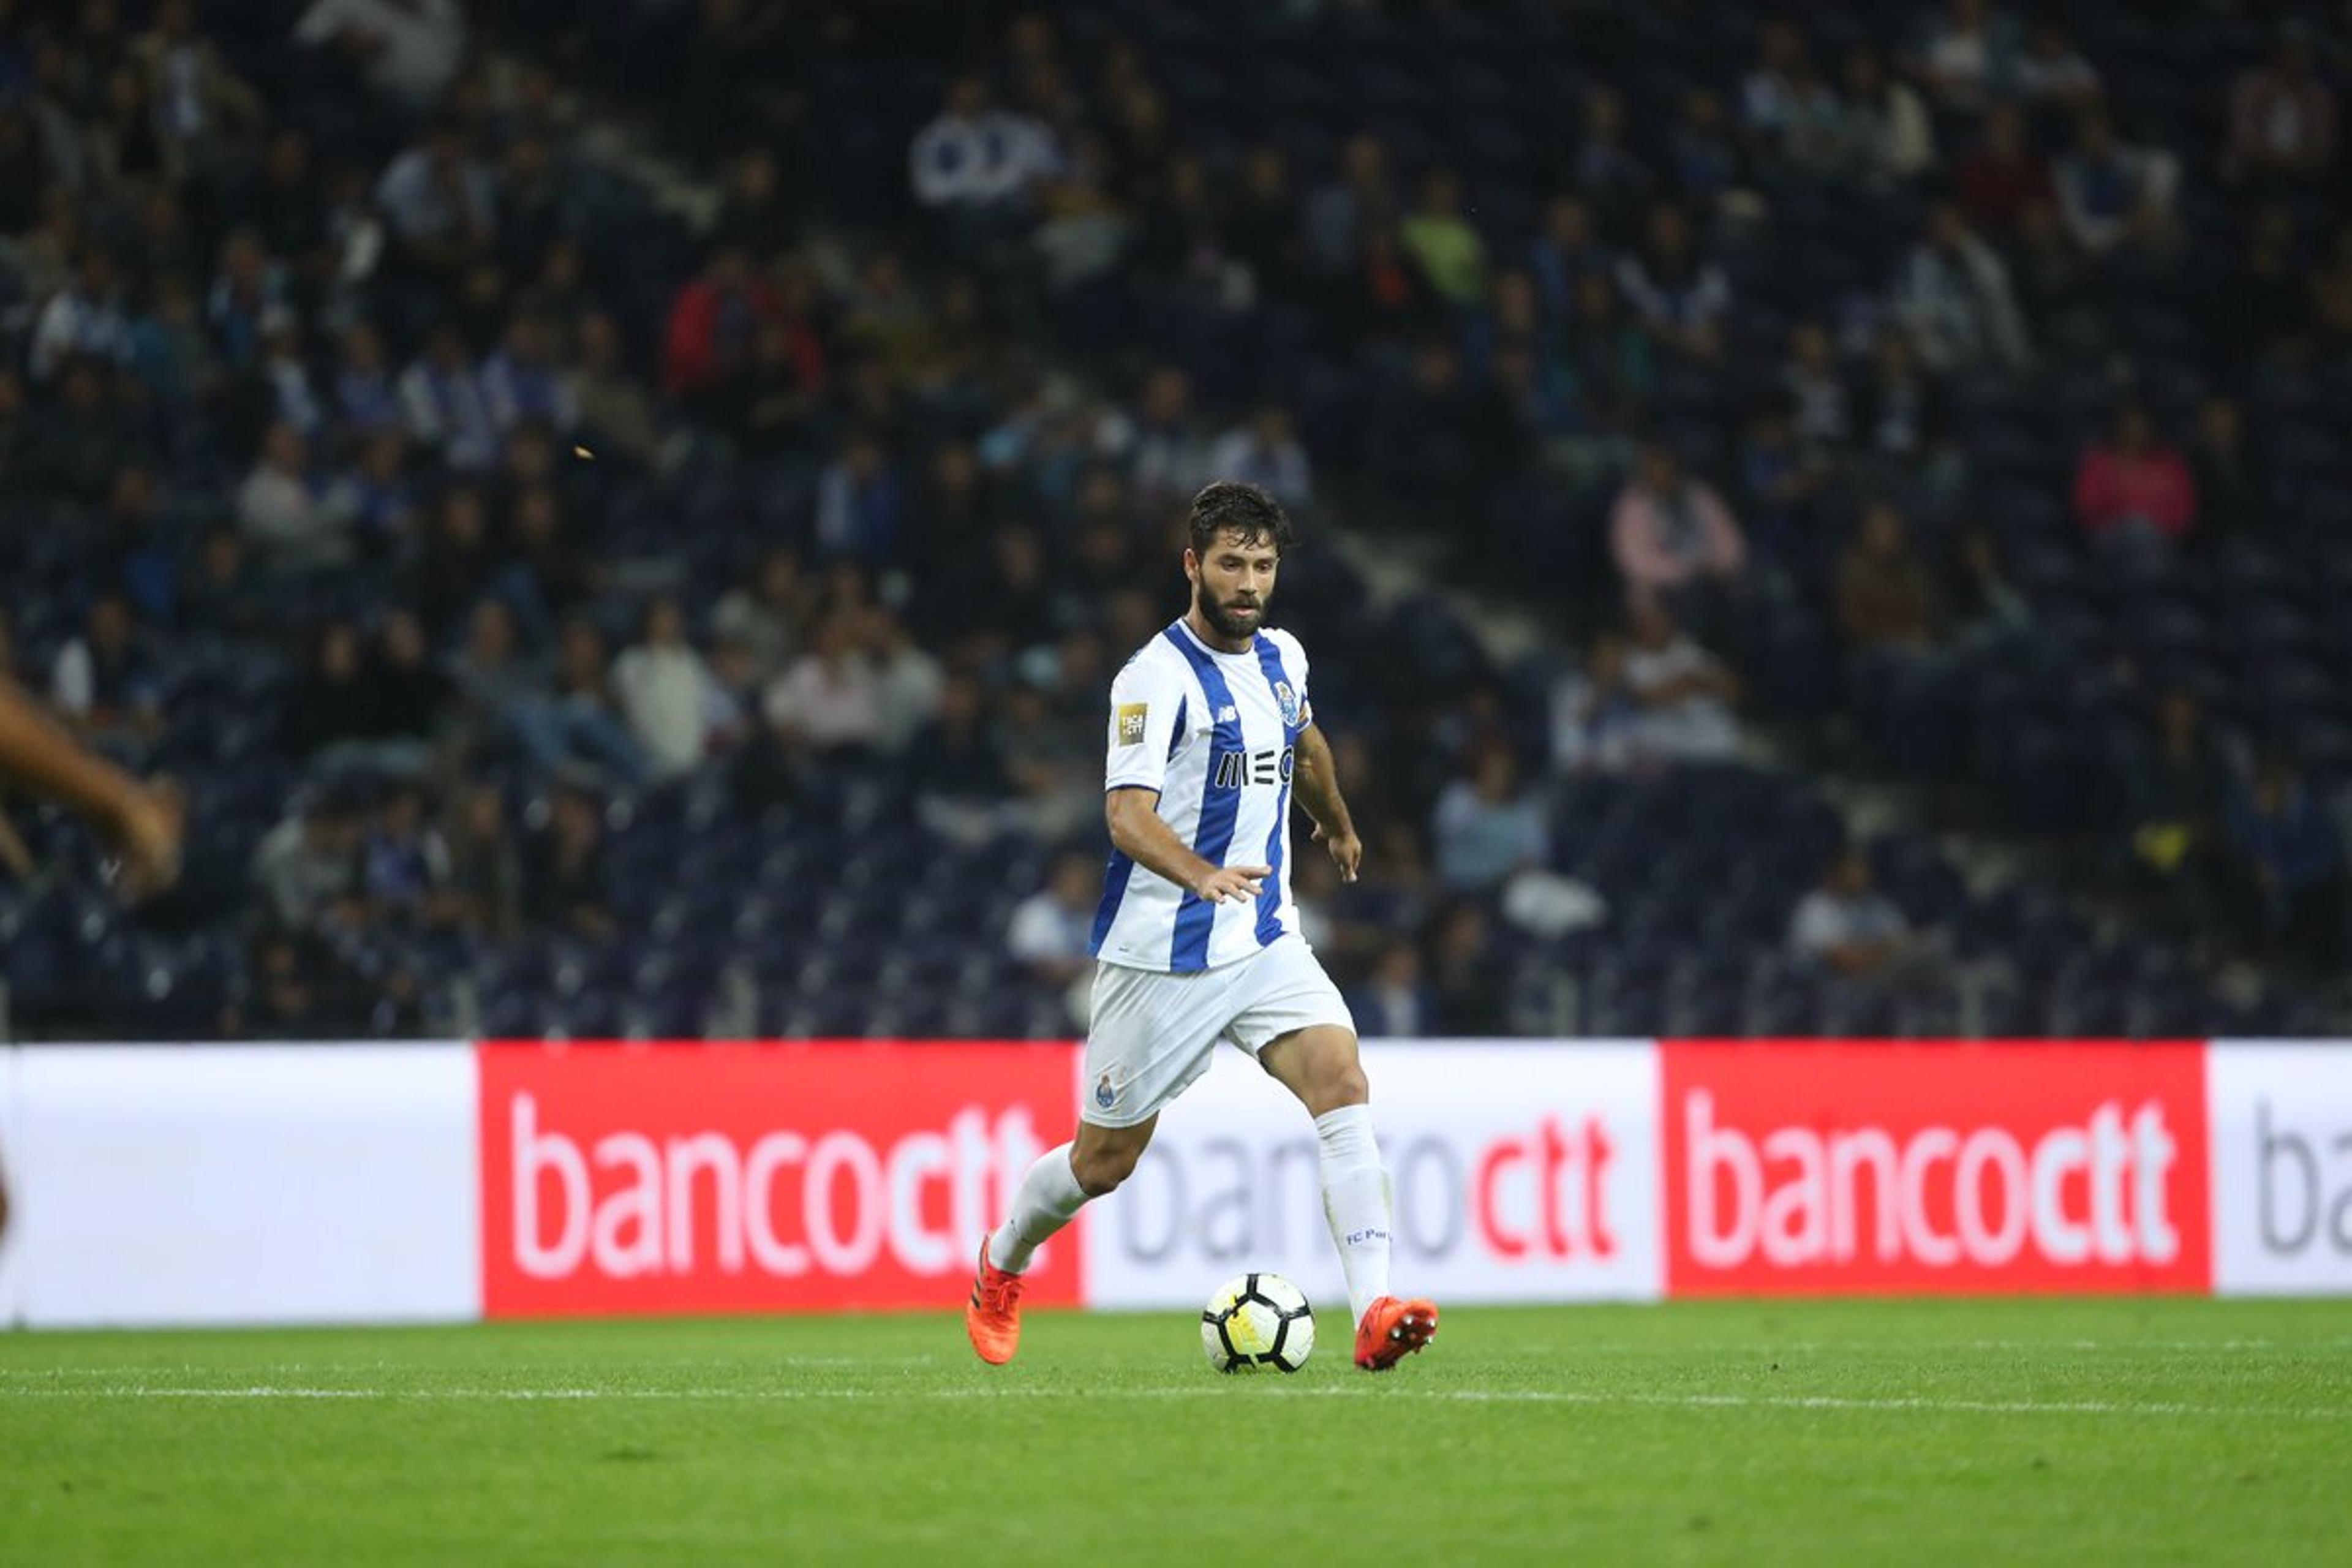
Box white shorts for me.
[1080,937,1355,1128]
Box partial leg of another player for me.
[967,1115,1156,1365]
[1257,1023,1439,1371]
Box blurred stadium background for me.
[3,0,2350,1047]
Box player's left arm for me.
[1291,721,1360,884]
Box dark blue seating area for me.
[2,0,2345,1039]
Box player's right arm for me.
[0,676,181,895]
[1101,654,1268,907]
[1106,789,1267,905]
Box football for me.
[1200,1272,1316,1373]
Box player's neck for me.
[1183,606,1254,656]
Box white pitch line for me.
[4,1384,2344,1421]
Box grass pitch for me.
[2,1298,2345,1566]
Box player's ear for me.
[1182,548,1198,584]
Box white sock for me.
[1314,1104,1393,1324]
[987,1142,1090,1275]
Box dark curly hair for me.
[1186,480,1295,557]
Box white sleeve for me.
[1103,655,1188,794]
[1273,630,1314,726]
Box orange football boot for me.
[1354,1295,1439,1371]
[965,1239,1025,1366]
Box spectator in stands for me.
[1609,439,1748,626]
[359,781,457,929]
[2222,751,2347,973]
[1836,502,1943,652]
[231,933,327,1040]
[251,785,366,937]
[1790,845,1918,978]
[1229,144,1303,303]
[135,0,264,175]
[1526,195,1609,324]
[1574,88,1651,232]
[570,311,662,471]
[29,249,131,381]
[1894,201,2032,371]
[51,592,162,748]
[521,778,614,941]
[1615,203,1729,363]
[2010,197,2108,361]
[1782,320,1852,452]
[865,608,944,753]
[612,594,716,782]
[538,617,648,790]
[1551,632,1643,775]
[238,420,353,580]
[1205,405,1312,512]
[400,322,497,472]
[905,671,1012,842]
[294,0,465,112]
[283,619,374,759]
[1621,596,1742,767]
[2185,396,2262,538]
[812,431,905,565]
[1399,167,1487,308]
[1913,0,2017,115]
[331,321,402,437]
[442,780,521,941]
[1741,20,1812,159]
[1006,851,1096,990]
[358,610,450,758]
[2073,402,2196,554]
[764,609,883,758]
[662,244,778,409]
[1432,742,1549,894]
[180,526,271,644]
[374,118,494,277]
[908,75,1058,222]
[712,546,809,687]
[1350,941,1433,1039]
[1425,901,1509,1036]
[2013,21,2102,111]
[2225,23,2339,187]
[480,312,576,437]
[2224,203,2316,366]
[1956,102,2053,238]
[2122,688,2235,941]
[1304,133,1396,279]
[2054,107,2180,258]
[1839,43,1936,188]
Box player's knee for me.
[1325,1061,1370,1107]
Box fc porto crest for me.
[1273,680,1302,729]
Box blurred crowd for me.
[2,0,2348,1039]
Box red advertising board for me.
[1662,1041,2212,1296]
[478,1041,1081,1317]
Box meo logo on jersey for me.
[1213,747,1295,790]
[1114,703,1148,747]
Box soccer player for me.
[0,676,182,1243]
[965,481,1438,1371]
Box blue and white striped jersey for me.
[1090,618,1313,973]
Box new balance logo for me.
[1213,747,1295,790]
[1215,705,1239,722]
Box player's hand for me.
[1193,864,1271,905]
[102,782,184,902]
[1312,823,1362,883]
